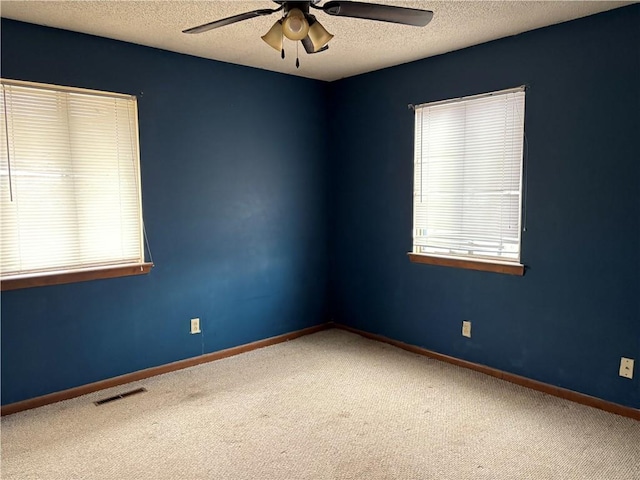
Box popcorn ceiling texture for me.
[0,1,632,81]
[2,329,639,479]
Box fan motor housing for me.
[274,1,317,14]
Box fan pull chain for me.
[281,27,285,59]
[296,42,300,69]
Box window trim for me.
[408,253,524,276]
[1,78,151,288]
[411,86,527,274]
[1,262,154,291]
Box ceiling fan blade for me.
[183,8,281,34]
[321,1,433,27]
[302,37,329,54]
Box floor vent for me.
[94,387,147,406]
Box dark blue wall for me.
[328,5,640,409]
[2,5,639,410]
[1,20,330,404]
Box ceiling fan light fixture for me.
[307,19,333,52]
[261,19,283,51]
[282,8,309,41]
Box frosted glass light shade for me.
[308,21,333,52]
[282,8,309,41]
[261,20,283,51]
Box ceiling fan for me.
[183,1,434,68]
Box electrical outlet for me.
[619,357,634,379]
[190,318,201,334]
[462,320,471,338]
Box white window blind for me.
[0,79,144,279]
[413,87,525,263]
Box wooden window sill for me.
[408,253,524,276]
[1,263,154,291]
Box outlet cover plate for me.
[619,357,634,379]
[190,318,201,334]
[462,321,471,338]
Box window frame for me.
[409,86,526,276]
[0,79,153,290]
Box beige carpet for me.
[2,329,639,479]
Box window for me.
[409,87,526,275]
[1,79,152,290]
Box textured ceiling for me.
[0,1,633,81]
